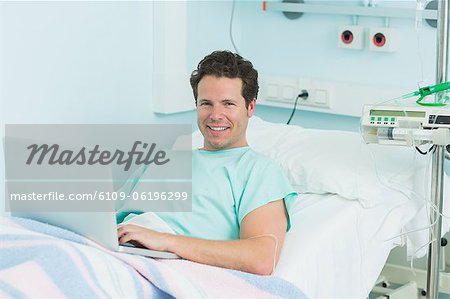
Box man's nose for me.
[209,105,225,120]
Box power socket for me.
[261,76,331,109]
[338,25,365,50]
[263,76,298,103]
[369,27,398,52]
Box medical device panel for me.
[362,104,450,146]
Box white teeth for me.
[210,127,227,131]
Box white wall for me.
[238,0,436,86]
[1,2,156,124]
[0,2,196,215]
[1,0,437,129]
[184,0,437,121]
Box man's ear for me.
[247,99,256,117]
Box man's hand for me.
[117,224,174,252]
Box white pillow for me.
[191,116,434,208]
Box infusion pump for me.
[361,105,450,146]
[362,105,450,129]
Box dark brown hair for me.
[190,50,259,108]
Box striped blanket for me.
[0,217,307,299]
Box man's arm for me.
[117,199,287,275]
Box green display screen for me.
[370,110,426,118]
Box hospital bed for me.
[1,116,446,299]
[192,116,447,298]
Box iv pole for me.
[426,0,448,298]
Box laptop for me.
[12,211,180,259]
[5,133,180,259]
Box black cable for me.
[415,146,428,155]
[415,144,436,155]
[446,145,450,160]
[286,90,309,125]
[432,144,437,154]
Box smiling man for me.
[196,73,254,150]
[118,50,297,275]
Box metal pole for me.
[435,0,449,87]
[427,147,445,299]
[426,1,449,298]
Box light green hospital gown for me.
[154,147,297,240]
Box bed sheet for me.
[0,216,307,299]
[275,192,418,299]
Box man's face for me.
[196,75,255,151]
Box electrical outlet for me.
[369,27,398,52]
[282,86,296,102]
[297,89,331,108]
[261,76,332,109]
[297,79,332,108]
[338,25,365,50]
[266,83,279,99]
[263,76,298,103]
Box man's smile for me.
[207,125,230,132]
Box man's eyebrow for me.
[221,98,237,103]
[198,99,211,103]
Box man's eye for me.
[225,102,235,106]
[200,102,211,106]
